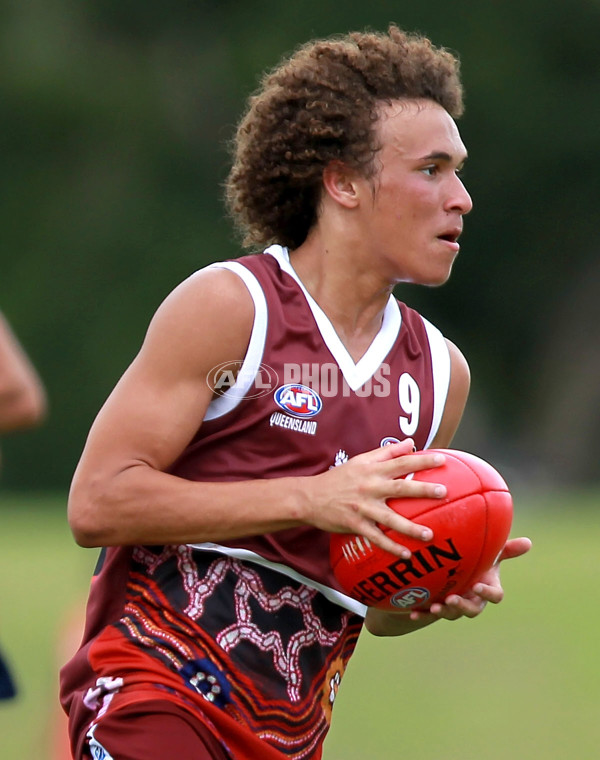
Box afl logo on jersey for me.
[274,384,323,418]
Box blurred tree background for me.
[1,0,599,491]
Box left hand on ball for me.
[408,536,532,622]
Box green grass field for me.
[1,489,599,759]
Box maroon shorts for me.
[83,699,230,760]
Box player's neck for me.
[289,235,393,362]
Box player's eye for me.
[421,165,437,177]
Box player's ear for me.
[322,161,361,209]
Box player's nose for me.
[446,175,473,216]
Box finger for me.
[353,519,426,559]
[498,537,532,562]
[357,446,448,500]
[371,507,434,543]
[366,443,446,478]
[432,595,486,620]
[408,609,438,624]
[381,449,446,478]
[471,582,504,605]
[386,474,447,501]
[426,602,463,620]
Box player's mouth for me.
[436,227,462,251]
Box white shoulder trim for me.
[202,261,268,421]
[421,317,451,449]
[188,542,368,617]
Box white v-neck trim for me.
[265,245,402,391]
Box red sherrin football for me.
[329,449,513,612]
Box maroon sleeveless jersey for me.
[60,246,451,760]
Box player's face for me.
[363,99,472,286]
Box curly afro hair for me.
[225,25,463,250]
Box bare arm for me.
[68,269,448,550]
[0,312,47,433]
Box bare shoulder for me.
[151,265,254,338]
[141,265,256,375]
[74,265,257,476]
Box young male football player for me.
[60,25,531,760]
